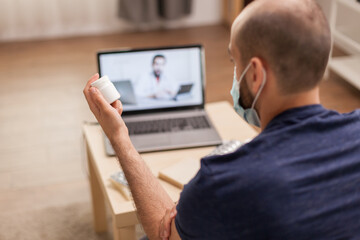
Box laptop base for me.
[104,110,222,155]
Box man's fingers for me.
[164,210,172,236]
[111,100,123,115]
[83,73,100,115]
[165,207,177,235]
[160,207,177,239]
[159,218,166,239]
[170,207,177,218]
[89,87,112,112]
[85,73,99,89]
[159,209,170,238]
[83,73,99,97]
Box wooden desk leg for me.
[88,146,108,232]
[112,218,136,240]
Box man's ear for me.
[248,57,265,95]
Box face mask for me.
[230,62,267,127]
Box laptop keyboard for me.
[126,116,211,135]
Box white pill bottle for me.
[90,75,120,104]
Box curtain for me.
[0,0,123,41]
[119,0,192,23]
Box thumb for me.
[89,87,111,110]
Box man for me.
[84,0,360,239]
[135,54,178,100]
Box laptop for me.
[97,44,222,154]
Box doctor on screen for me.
[135,54,179,100]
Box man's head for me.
[228,0,331,128]
[230,0,331,94]
[152,54,166,77]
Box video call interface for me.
[99,47,204,112]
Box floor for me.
[0,24,359,217]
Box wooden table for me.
[83,101,258,240]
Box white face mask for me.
[230,62,267,127]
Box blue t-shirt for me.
[175,105,360,239]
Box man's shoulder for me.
[182,149,251,192]
[191,143,271,191]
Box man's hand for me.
[83,73,129,143]
[159,205,177,240]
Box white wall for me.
[0,0,222,42]
[315,0,334,22]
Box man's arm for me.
[84,74,179,239]
[112,138,176,239]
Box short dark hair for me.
[236,0,331,94]
[152,54,166,64]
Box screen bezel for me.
[97,44,205,116]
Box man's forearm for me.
[111,135,174,239]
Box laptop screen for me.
[97,45,204,113]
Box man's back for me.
[175,105,360,239]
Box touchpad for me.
[131,134,170,148]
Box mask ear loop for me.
[250,67,267,109]
[238,62,252,84]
